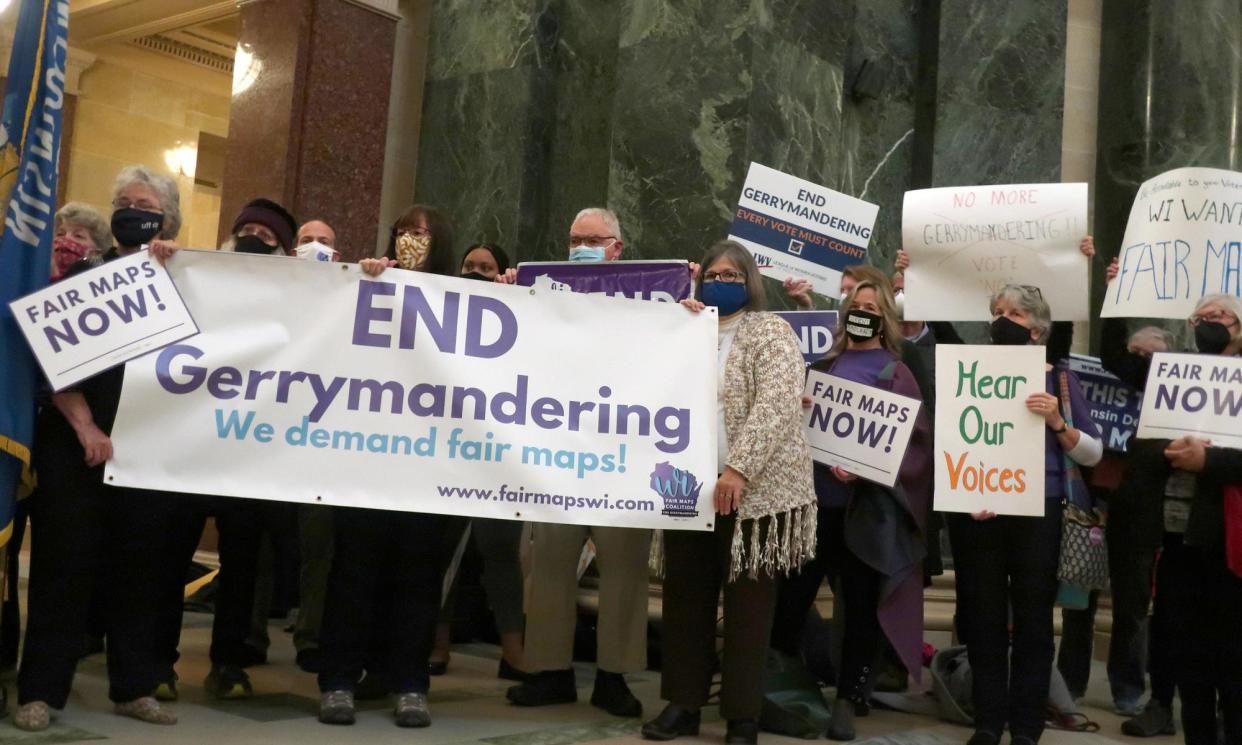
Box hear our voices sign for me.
[1102,167,1242,319]
[105,250,718,530]
[8,250,198,390]
[1136,352,1242,449]
[934,345,1046,516]
[903,183,1089,321]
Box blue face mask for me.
[701,281,749,316]
[569,245,607,263]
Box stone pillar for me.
[1091,0,1242,348]
[219,0,398,261]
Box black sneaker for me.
[506,669,577,707]
[642,704,700,740]
[204,664,253,700]
[1121,701,1176,737]
[725,719,759,745]
[590,670,642,718]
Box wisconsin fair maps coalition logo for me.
[649,462,702,518]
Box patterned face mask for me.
[395,232,432,271]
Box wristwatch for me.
[1052,421,1068,434]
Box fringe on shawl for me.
[647,503,818,580]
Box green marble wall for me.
[414,0,1067,291]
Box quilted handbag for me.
[1056,369,1110,591]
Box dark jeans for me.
[440,517,525,634]
[18,419,165,707]
[662,514,777,720]
[318,507,447,694]
[1157,533,1242,745]
[153,492,216,681]
[948,505,1062,741]
[294,504,335,653]
[211,499,299,667]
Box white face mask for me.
[295,240,337,262]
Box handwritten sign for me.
[8,250,198,390]
[1101,167,1242,319]
[774,310,839,366]
[934,345,1046,515]
[1068,354,1141,452]
[1136,352,1242,449]
[903,183,1089,321]
[728,162,879,296]
[802,370,921,486]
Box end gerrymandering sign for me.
[728,162,879,296]
[8,250,198,390]
[774,310,839,366]
[105,250,717,530]
[514,260,691,302]
[1136,352,1242,449]
[1102,167,1242,319]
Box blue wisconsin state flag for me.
[0,0,69,547]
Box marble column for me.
[1091,0,1242,348]
[218,0,397,260]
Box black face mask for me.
[110,208,163,248]
[460,271,491,282]
[845,310,882,342]
[235,234,280,255]
[1194,321,1233,354]
[990,316,1032,346]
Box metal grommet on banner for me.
[340,264,348,271]
[107,475,114,482]
[515,512,522,518]
[315,496,322,502]
[529,289,535,295]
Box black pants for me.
[18,419,164,707]
[318,507,447,694]
[948,505,1062,741]
[661,514,777,720]
[770,506,838,658]
[211,499,300,666]
[1157,533,1242,745]
[153,493,216,681]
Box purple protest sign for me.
[775,310,839,366]
[1068,353,1141,452]
[515,260,692,303]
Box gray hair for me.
[112,165,182,240]
[54,202,111,253]
[572,207,623,243]
[1128,325,1175,352]
[1193,293,1242,347]
[989,284,1052,345]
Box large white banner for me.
[9,250,198,390]
[903,183,1089,321]
[1102,167,1242,319]
[934,345,1047,516]
[106,251,718,530]
[727,162,879,296]
[1137,352,1242,449]
[802,370,921,487]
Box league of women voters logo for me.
[649,462,702,518]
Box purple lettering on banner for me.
[1068,354,1142,452]
[515,260,692,302]
[465,295,518,358]
[399,285,459,352]
[156,343,206,394]
[352,281,396,347]
[774,311,839,365]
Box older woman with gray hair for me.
[15,166,183,732]
[50,203,109,281]
[947,284,1103,745]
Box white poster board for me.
[8,250,198,390]
[106,250,718,530]
[802,370,921,486]
[727,162,879,296]
[1101,167,1242,319]
[1136,352,1242,449]
[934,344,1047,515]
[903,183,1089,321]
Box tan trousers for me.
[523,522,652,673]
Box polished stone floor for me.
[0,612,1161,745]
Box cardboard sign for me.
[8,250,198,390]
[1137,352,1242,449]
[902,183,1089,321]
[728,162,879,296]
[934,344,1047,515]
[803,370,921,486]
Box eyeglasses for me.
[703,270,747,283]
[1189,309,1239,327]
[113,198,162,212]
[1018,284,1044,299]
[569,235,615,248]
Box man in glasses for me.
[504,208,649,719]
